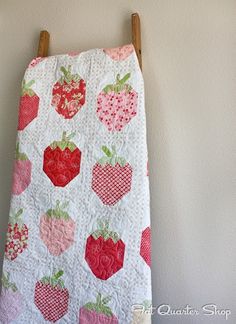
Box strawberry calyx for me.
[21,79,36,96]
[84,293,113,317]
[40,270,65,289]
[15,143,28,161]
[46,200,70,220]
[1,272,18,292]
[50,131,77,152]
[59,65,81,84]
[103,73,132,94]
[9,208,24,227]
[97,146,126,167]
[92,219,120,243]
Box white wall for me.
[0,1,235,323]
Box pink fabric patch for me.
[104,44,134,61]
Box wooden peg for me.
[131,13,142,70]
[37,30,50,57]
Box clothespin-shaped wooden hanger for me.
[37,13,142,69]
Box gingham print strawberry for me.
[40,200,75,256]
[79,293,118,324]
[103,44,134,61]
[92,146,132,205]
[51,65,86,119]
[132,300,152,324]
[34,270,69,322]
[140,227,151,267]
[85,220,125,280]
[0,272,24,323]
[12,143,32,195]
[5,208,28,261]
[43,131,82,187]
[17,79,39,130]
[97,73,137,131]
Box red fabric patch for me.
[140,227,151,267]
[18,94,39,130]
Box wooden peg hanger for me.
[37,13,142,69]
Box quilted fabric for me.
[0,44,151,323]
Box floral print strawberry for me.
[43,131,82,187]
[51,65,86,119]
[104,44,134,61]
[12,143,32,195]
[79,293,118,324]
[5,208,28,261]
[140,227,151,267]
[0,272,24,323]
[97,73,137,131]
[85,220,125,280]
[34,270,69,322]
[40,200,75,256]
[17,79,39,130]
[92,146,132,205]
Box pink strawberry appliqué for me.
[34,270,69,322]
[12,143,32,195]
[28,57,45,68]
[43,131,82,187]
[97,73,137,131]
[140,227,151,267]
[0,272,24,323]
[104,44,134,61]
[5,208,28,261]
[40,200,75,256]
[85,220,125,280]
[92,146,132,205]
[17,79,39,130]
[79,293,118,324]
[51,65,86,119]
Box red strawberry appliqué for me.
[5,209,28,261]
[79,293,118,324]
[17,79,39,130]
[34,270,69,322]
[97,73,137,131]
[40,201,75,256]
[85,220,125,280]
[0,272,24,323]
[92,146,132,205]
[43,131,82,187]
[52,65,86,119]
[12,143,32,195]
[140,226,151,267]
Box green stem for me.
[53,270,63,280]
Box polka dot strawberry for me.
[97,73,137,131]
[12,143,32,195]
[43,131,82,187]
[79,293,118,324]
[0,272,24,323]
[34,270,69,322]
[104,44,134,61]
[85,220,125,280]
[140,227,151,267]
[5,208,28,261]
[51,65,86,119]
[17,79,39,130]
[40,200,75,256]
[92,146,132,205]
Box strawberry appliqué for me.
[85,220,125,280]
[52,65,86,119]
[79,293,118,324]
[92,146,132,205]
[0,272,24,323]
[40,201,75,256]
[103,44,134,61]
[34,270,69,322]
[140,227,151,267]
[97,73,137,131]
[17,79,39,130]
[12,143,32,195]
[43,131,82,187]
[5,208,28,261]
